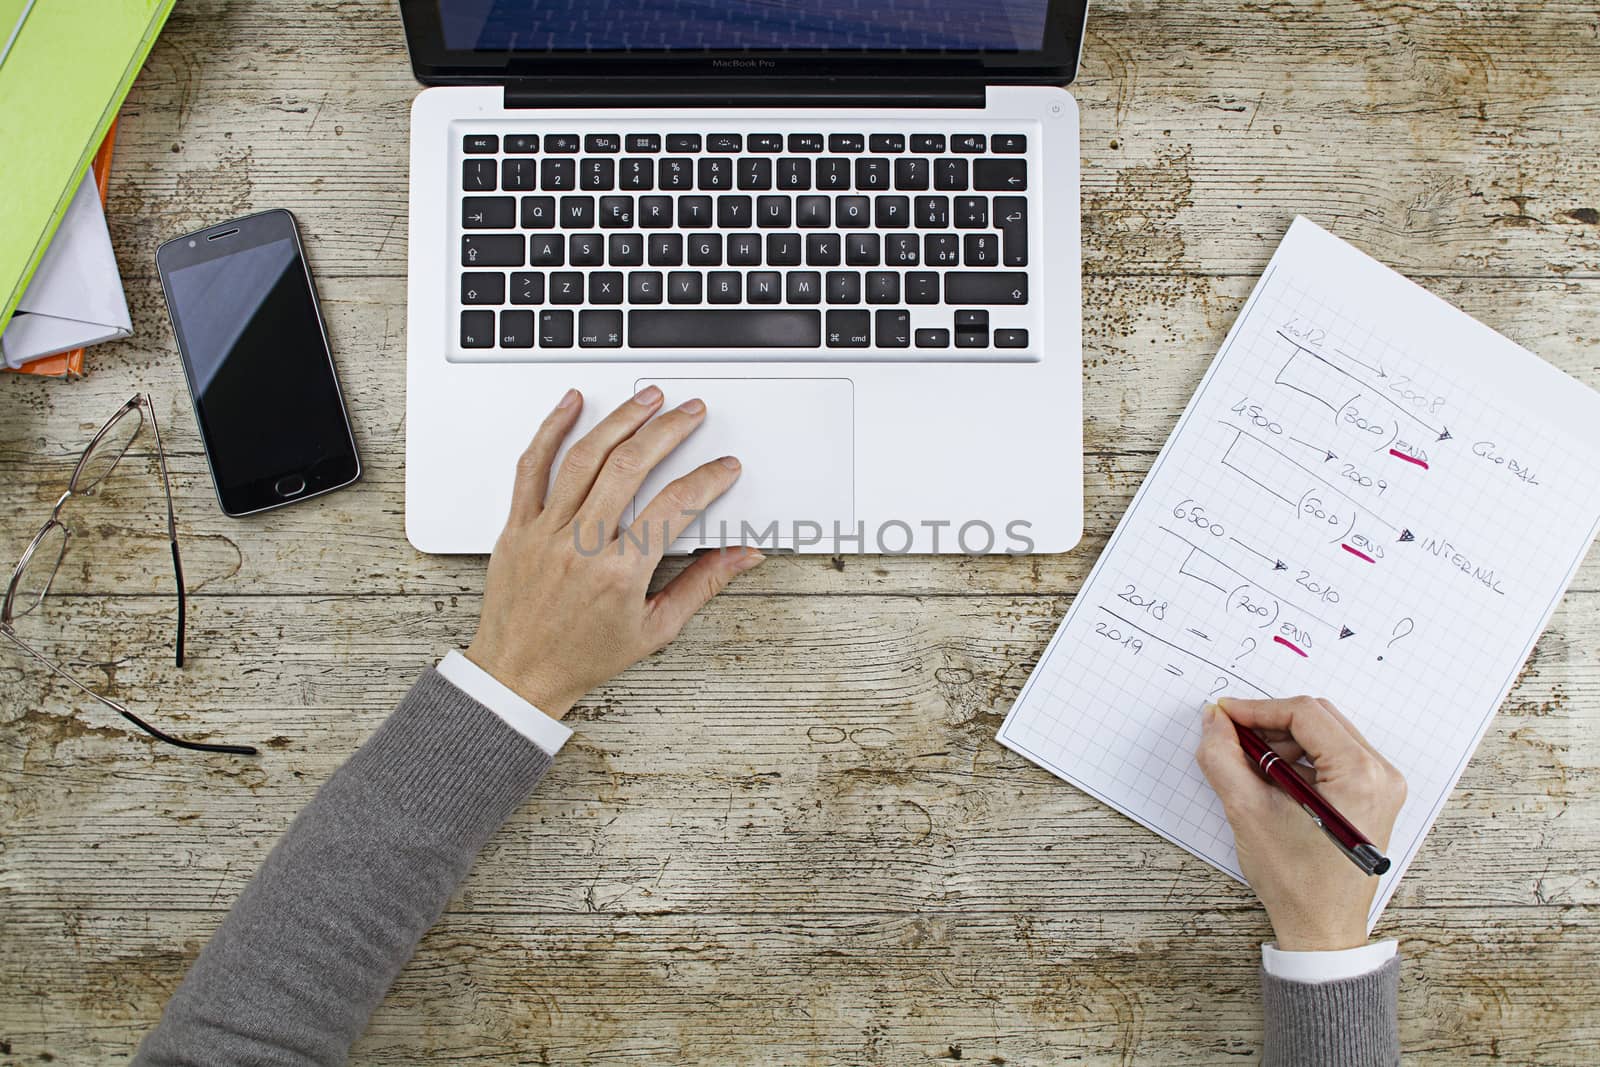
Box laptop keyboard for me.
[453,126,1038,360]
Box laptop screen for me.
[438,0,1052,53]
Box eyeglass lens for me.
[71,402,144,494]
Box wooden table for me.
[3,1,1598,1061]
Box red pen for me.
[1232,720,1392,876]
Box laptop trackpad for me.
[629,378,854,552]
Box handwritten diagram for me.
[998,218,1600,925]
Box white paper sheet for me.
[997,217,1600,925]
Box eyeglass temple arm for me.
[143,396,187,670]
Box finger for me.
[1315,698,1390,767]
[1195,703,1273,814]
[543,386,664,524]
[645,546,765,646]
[629,455,743,563]
[507,389,583,525]
[1267,736,1309,767]
[1216,695,1365,766]
[577,398,709,537]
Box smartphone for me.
[156,209,360,516]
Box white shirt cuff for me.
[436,650,572,757]
[1261,939,1397,984]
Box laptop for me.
[399,0,1088,554]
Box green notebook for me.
[0,0,176,328]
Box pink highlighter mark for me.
[1273,635,1308,657]
[1341,543,1376,563]
[1389,448,1429,470]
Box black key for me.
[521,195,556,228]
[992,134,1027,154]
[579,309,624,347]
[626,133,661,152]
[544,134,580,153]
[777,158,811,190]
[510,272,544,305]
[581,156,615,189]
[926,233,961,265]
[639,195,674,228]
[995,328,1029,348]
[499,309,535,348]
[974,158,1027,192]
[569,233,604,266]
[463,159,496,191]
[788,133,824,152]
[955,309,989,348]
[933,158,968,191]
[707,133,743,152]
[910,134,946,153]
[585,133,621,153]
[529,234,564,266]
[955,310,989,329]
[749,134,784,153]
[464,134,498,154]
[757,195,792,228]
[589,272,624,304]
[717,195,752,228]
[668,271,703,303]
[826,271,861,304]
[855,158,889,190]
[886,234,919,265]
[505,134,539,154]
[995,196,1028,266]
[956,329,989,349]
[727,233,762,266]
[870,133,905,153]
[678,195,712,227]
[915,328,950,348]
[875,195,910,228]
[964,233,999,267]
[894,157,929,190]
[906,271,939,304]
[738,158,773,190]
[540,158,575,191]
[461,310,494,347]
[630,309,821,347]
[835,196,870,227]
[805,233,841,266]
[549,272,584,304]
[786,271,822,304]
[600,195,635,227]
[461,272,505,305]
[816,158,852,190]
[687,232,722,266]
[796,195,831,228]
[659,157,693,190]
[708,271,741,304]
[826,310,870,348]
[698,157,733,190]
[866,271,900,304]
[746,271,782,303]
[648,233,684,265]
[829,133,865,153]
[845,233,881,266]
[955,196,989,228]
[540,309,574,347]
[952,133,986,153]
[915,195,949,228]
[876,309,911,347]
[766,232,802,265]
[666,133,701,152]
[629,272,662,304]
[462,234,524,267]
[608,233,643,266]
[462,196,515,229]
[946,272,1029,304]
[619,157,653,190]
[560,195,594,228]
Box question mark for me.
[1209,676,1229,697]
[1378,617,1415,661]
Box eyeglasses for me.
[2,394,258,756]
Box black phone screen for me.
[160,214,358,515]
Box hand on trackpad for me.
[628,378,854,552]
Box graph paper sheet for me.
[998,217,1600,924]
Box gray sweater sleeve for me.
[1261,956,1402,1066]
[133,669,552,1067]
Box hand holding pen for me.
[1197,696,1408,952]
